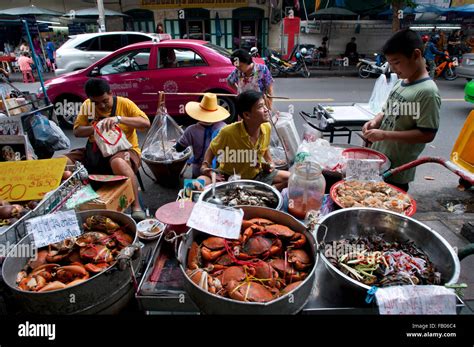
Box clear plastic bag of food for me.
[141,102,191,162]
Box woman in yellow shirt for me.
[200,90,289,191]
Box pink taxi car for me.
[40,39,237,127]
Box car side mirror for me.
[90,67,100,77]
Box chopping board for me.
[155,201,195,226]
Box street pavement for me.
[11,73,474,307]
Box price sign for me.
[375,285,456,315]
[345,159,381,181]
[26,210,82,248]
[0,158,67,202]
[186,201,244,239]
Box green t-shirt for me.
[371,78,441,184]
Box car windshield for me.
[204,43,231,59]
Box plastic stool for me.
[22,71,35,83]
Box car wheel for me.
[55,95,83,128]
[217,96,236,123]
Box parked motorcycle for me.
[432,52,457,81]
[357,53,390,79]
[265,48,311,78]
[249,47,266,66]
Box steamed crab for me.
[185,217,313,303]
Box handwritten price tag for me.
[0,158,67,202]
[375,285,456,315]
[345,159,381,181]
[26,210,82,249]
[186,201,244,239]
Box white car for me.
[55,31,164,75]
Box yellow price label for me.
[0,158,67,202]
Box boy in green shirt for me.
[362,29,441,191]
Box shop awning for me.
[71,7,129,17]
[0,5,64,17]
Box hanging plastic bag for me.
[142,96,191,162]
[93,120,132,157]
[368,73,398,114]
[49,120,70,151]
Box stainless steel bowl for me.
[177,206,317,314]
[315,208,460,294]
[1,210,139,314]
[198,180,283,210]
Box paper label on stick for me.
[186,201,243,239]
[26,210,82,248]
[345,159,381,181]
[375,285,457,315]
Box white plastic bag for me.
[93,121,132,157]
[368,73,398,114]
[49,121,70,151]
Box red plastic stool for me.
[22,71,35,83]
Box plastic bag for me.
[49,120,70,151]
[294,139,343,170]
[302,123,322,142]
[30,113,60,147]
[368,73,398,114]
[142,103,191,162]
[93,121,132,157]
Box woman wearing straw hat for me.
[175,93,230,181]
[201,90,290,191]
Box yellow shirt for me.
[74,96,149,155]
[209,121,271,179]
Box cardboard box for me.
[78,178,134,212]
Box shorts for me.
[253,169,279,185]
[65,148,141,174]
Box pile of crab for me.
[16,215,133,292]
[185,218,313,303]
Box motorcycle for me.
[357,53,390,79]
[432,52,457,81]
[249,47,266,66]
[264,48,311,78]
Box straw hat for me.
[185,93,230,123]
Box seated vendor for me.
[175,93,229,178]
[200,90,290,191]
[63,78,150,222]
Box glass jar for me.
[287,162,326,220]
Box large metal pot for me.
[316,208,460,297]
[177,206,317,314]
[1,210,139,315]
[198,180,283,210]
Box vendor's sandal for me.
[131,209,146,222]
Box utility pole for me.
[97,0,106,32]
